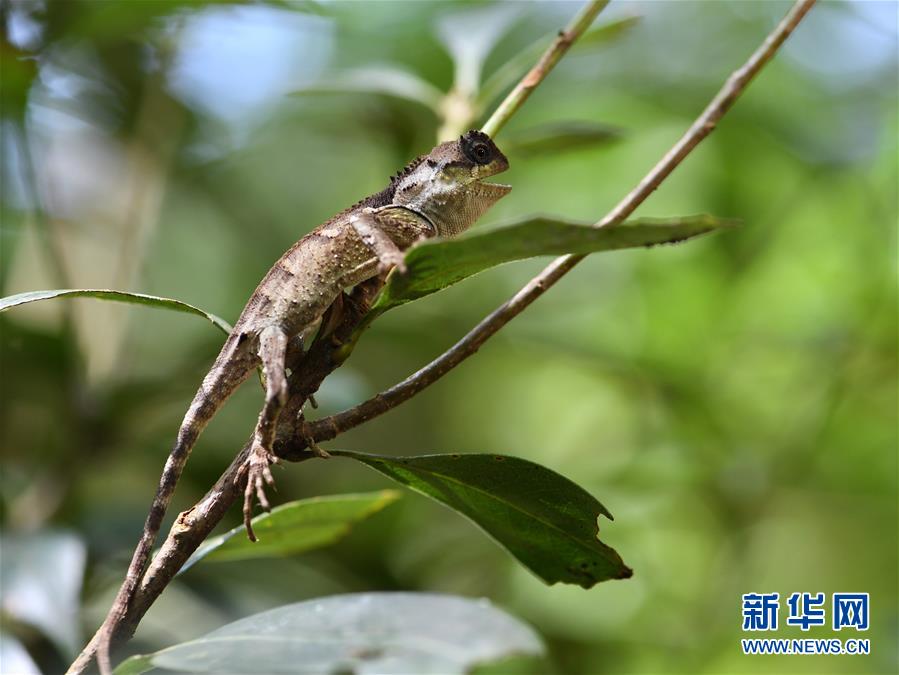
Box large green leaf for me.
[0,289,232,335]
[115,592,545,675]
[373,215,734,314]
[181,490,400,571]
[333,451,632,588]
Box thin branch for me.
[291,0,818,455]
[481,0,609,138]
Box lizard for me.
[94,130,510,674]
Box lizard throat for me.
[417,180,511,237]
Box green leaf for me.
[503,120,622,156]
[115,592,545,675]
[0,289,232,335]
[373,215,735,314]
[332,451,632,588]
[111,653,154,675]
[291,66,444,111]
[181,490,400,571]
[576,14,642,48]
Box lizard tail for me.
[95,333,255,674]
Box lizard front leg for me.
[242,324,289,541]
[349,208,410,274]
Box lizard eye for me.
[463,138,492,165]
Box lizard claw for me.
[297,417,331,459]
[309,442,331,459]
[241,443,278,542]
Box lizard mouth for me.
[474,163,511,192]
[474,178,512,194]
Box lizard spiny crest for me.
[389,154,427,185]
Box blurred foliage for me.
[0,1,896,674]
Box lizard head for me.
[391,130,511,237]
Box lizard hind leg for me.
[242,324,289,541]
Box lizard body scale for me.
[95,130,510,673]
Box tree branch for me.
[287,0,817,456]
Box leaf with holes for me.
[333,451,632,587]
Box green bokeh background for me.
[1,1,896,673]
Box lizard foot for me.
[308,439,331,459]
[297,412,332,459]
[239,443,278,542]
[377,249,407,275]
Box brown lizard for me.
[94,130,510,673]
